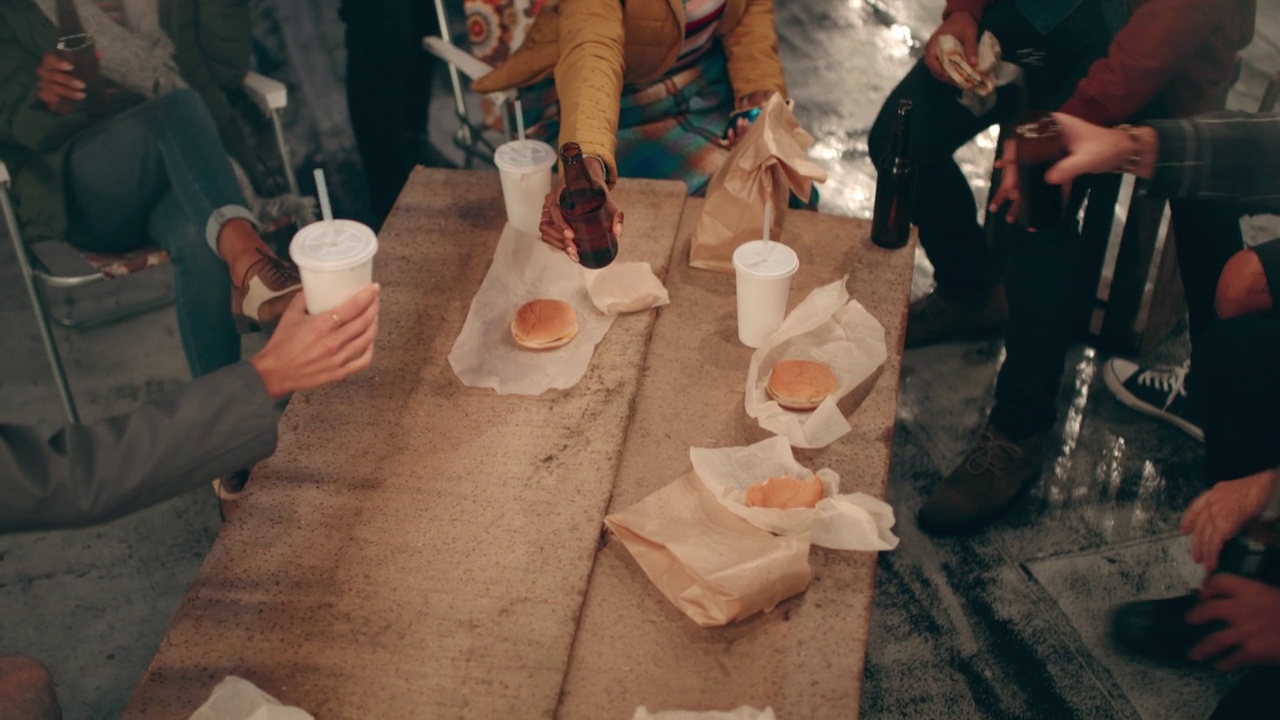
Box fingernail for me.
[372,282,382,292]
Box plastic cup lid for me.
[733,240,798,278]
[290,219,378,271]
[493,139,556,173]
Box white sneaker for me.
[1103,358,1203,441]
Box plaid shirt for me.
[1148,112,1280,214]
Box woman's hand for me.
[249,284,381,399]
[537,156,623,263]
[36,52,85,115]
[724,90,776,146]
[1044,113,1152,185]
[1180,468,1276,573]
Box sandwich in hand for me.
[766,359,838,411]
[745,475,824,510]
[935,34,997,96]
[511,299,577,350]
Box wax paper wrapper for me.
[448,225,618,394]
[691,436,897,551]
[745,278,887,448]
[586,261,670,315]
[188,676,313,720]
[634,707,777,720]
[605,471,812,628]
[690,94,827,274]
[935,32,1021,116]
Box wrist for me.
[582,154,610,185]
[249,352,289,399]
[1113,125,1158,179]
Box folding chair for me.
[2,72,297,423]
[423,0,532,167]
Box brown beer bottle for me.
[1216,470,1280,586]
[558,143,619,269]
[54,0,109,117]
[871,100,914,249]
[1013,53,1064,229]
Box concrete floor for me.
[2,0,1278,718]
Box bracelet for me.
[583,153,612,184]
[1115,124,1145,174]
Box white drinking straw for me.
[313,168,333,223]
[762,200,774,256]
[514,99,526,141]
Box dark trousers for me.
[340,0,441,226]
[1195,315,1280,484]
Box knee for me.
[0,656,61,720]
[150,88,215,129]
[1215,248,1272,320]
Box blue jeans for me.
[62,89,255,378]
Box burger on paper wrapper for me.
[511,299,577,350]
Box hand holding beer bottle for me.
[538,143,623,267]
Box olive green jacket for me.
[472,0,787,182]
[0,0,250,242]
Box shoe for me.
[918,426,1045,535]
[211,469,251,501]
[1103,358,1203,441]
[905,285,1008,348]
[233,250,301,330]
[1109,593,1223,664]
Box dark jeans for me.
[340,0,441,226]
[1194,315,1280,484]
[63,89,249,378]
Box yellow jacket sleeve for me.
[720,0,787,103]
[554,0,626,184]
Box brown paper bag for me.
[689,94,829,274]
[604,471,812,628]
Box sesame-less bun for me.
[766,359,838,411]
[511,299,578,350]
[745,475,824,509]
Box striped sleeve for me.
[1148,112,1280,213]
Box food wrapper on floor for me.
[449,225,619,394]
[689,94,827,274]
[586,261,670,315]
[633,707,778,720]
[692,436,898,551]
[605,471,812,628]
[745,278,887,448]
[188,676,313,720]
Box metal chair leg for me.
[269,108,300,196]
[2,191,79,423]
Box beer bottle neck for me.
[890,103,912,161]
[55,0,86,35]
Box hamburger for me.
[766,359,838,411]
[511,299,577,350]
[745,475,824,510]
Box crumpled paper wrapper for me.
[449,225,640,394]
[605,471,812,628]
[691,436,898,551]
[188,677,312,720]
[935,31,1021,116]
[634,707,778,720]
[745,278,887,448]
[586,261,670,315]
[689,94,827,274]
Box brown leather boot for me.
[905,284,1008,348]
[918,426,1045,535]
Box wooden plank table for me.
[557,200,912,719]
[125,169,912,719]
[125,169,688,718]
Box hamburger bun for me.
[511,299,577,350]
[766,359,838,411]
[745,475,824,510]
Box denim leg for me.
[147,192,240,377]
[868,61,1018,306]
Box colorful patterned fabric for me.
[78,244,170,279]
[465,0,543,129]
[673,0,727,71]
[517,44,735,196]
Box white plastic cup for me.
[732,240,800,348]
[289,219,379,314]
[493,139,556,235]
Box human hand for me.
[1181,469,1276,573]
[989,138,1021,224]
[1186,573,1280,670]
[36,52,85,115]
[249,284,380,399]
[1044,113,1132,185]
[724,91,776,146]
[538,157,623,263]
[924,12,979,88]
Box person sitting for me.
[1046,110,1280,719]
[470,0,789,260]
[0,283,380,719]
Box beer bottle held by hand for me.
[54,0,109,117]
[1217,468,1280,587]
[871,100,914,249]
[1014,53,1064,230]
[558,142,619,269]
